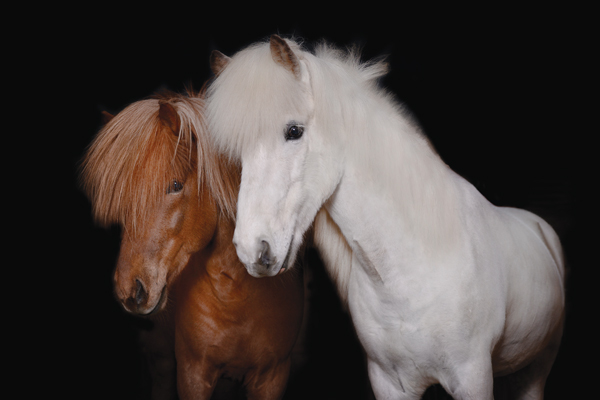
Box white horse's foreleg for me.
[442,357,495,400]
[367,360,424,400]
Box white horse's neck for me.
[344,125,461,248]
[313,87,466,302]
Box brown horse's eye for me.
[167,180,183,194]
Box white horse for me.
[206,35,565,400]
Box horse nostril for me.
[135,279,148,306]
[258,240,274,268]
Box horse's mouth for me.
[278,235,294,275]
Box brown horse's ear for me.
[101,111,114,125]
[270,35,301,80]
[158,102,180,137]
[210,50,231,76]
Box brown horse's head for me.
[112,161,218,315]
[81,91,239,315]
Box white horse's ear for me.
[210,50,231,76]
[270,35,301,80]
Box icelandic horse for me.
[205,36,565,399]
[81,89,304,399]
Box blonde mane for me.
[81,90,239,232]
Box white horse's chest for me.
[346,241,461,361]
[345,251,464,393]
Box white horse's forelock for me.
[206,40,311,158]
[207,39,392,157]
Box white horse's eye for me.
[285,125,304,141]
[167,180,184,194]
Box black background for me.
[25,4,593,399]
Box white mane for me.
[306,42,461,302]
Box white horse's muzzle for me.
[233,233,291,278]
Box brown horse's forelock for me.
[81,92,239,233]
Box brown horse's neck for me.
[188,212,252,299]
[207,214,246,276]
[172,209,251,312]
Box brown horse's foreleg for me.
[244,359,291,400]
[176,355,220,400]
[139,319,177,400]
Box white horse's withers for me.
[206,35,565,399]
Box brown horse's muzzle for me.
[114,242,168,316]
[114,269,167,315]
[123,279,165,315]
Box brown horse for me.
[81,90,304,399]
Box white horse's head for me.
[207,36,347,277]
